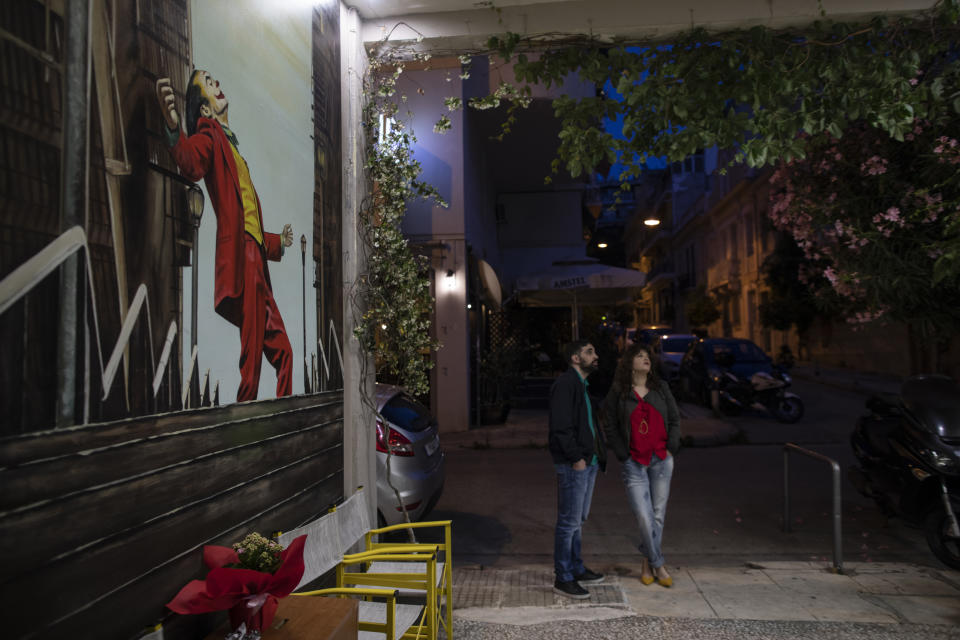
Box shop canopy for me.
[515,257,646,338]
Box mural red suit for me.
[157,70,293,401]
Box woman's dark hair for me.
[184,69,206,136]
[612,343,661,396]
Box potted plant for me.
[477,346,522,425]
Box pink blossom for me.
[859,155,888,176]
[909,78,919,86]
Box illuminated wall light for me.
[378,113,396,145]
[381,323,387,330]
[467,303,473,309]
[644,216,661,226]
[444,268,457,292]
[597,242,608,249]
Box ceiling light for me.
[597,242,608,249]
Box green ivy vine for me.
[354,42,447,397]
[481,1,960,186]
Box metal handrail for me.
[182,345,198,409]
[102,284,154,404]
[153,321,178,398]
[317,318,344,391]
[783,443,844,573]
[2,227,201,419]
[0,226,105,418]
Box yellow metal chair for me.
[276,503,440,640]
[335,488,453,640]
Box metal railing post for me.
[782,443,844,574]
[783,448,790,533]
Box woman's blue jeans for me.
[554,463,598,582]
[622,454,674,568]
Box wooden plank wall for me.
[0,391,345,640]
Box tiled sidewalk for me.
[452,562,960,627]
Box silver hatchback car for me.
[375,383,446,526]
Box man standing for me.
[156,71,293,401]
[549,340,607,599]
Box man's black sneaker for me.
[574,568,605,584]
[553,579,590,600]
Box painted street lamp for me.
[301,234,309,393]
[187,184,205,355]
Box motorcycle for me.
[849,374,960,569]
[713,353,804,423]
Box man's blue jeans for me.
[622,454,674,568]
[554,462,599,582]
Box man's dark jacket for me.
[548,367,607,471]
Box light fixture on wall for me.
[597,242,608,249]
[378,113,396,145]
[444,268,456,291]
[644,215,661,226]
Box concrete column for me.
[340,4,376,522]
[434,237,470,432]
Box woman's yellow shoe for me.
[655,566,673,588]
[640,559,655,585]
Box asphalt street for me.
[432,377,933,569]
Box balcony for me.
[644,257,676,289]
[707,258,741,289]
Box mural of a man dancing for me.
[156,71,293,401]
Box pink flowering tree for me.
[768,120,960,370]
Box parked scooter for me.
[714,353,804,423]
[849,374,960,569]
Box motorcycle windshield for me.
[901,375,960,440]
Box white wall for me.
[395,65,470,431]
[397,68,466,237]
[185,0,316,402]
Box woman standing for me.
[602,343,681,587]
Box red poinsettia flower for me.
[167,535,306,631]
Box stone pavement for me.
[449,561,960,638]
[790,363,904,397]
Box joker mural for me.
[156,72,294,401]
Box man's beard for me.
[582,361,599,374]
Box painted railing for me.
[0,226,192,421]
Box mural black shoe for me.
[553,579,590,599]
[575,568,605,584]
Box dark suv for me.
[679,338,774,406]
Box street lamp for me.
[187,184,205,355]
[643,215,661,226]
[301,234,309,394]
